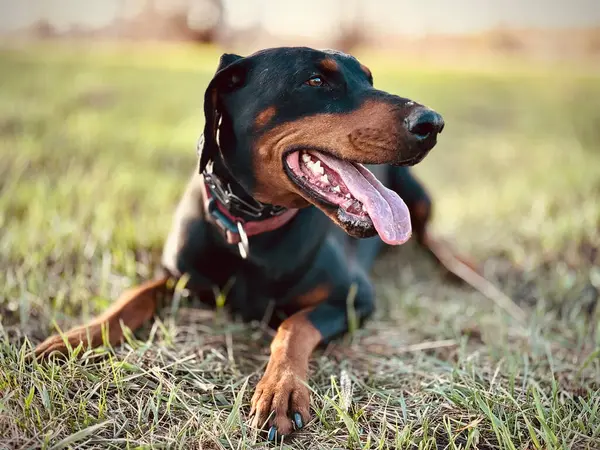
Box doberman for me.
[35,47,473,440]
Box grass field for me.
[1,42,600,449]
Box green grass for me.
[1,42,600,449]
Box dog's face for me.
[199,47,444,245]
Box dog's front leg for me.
[250,309,321,439]
[250,272,375,440]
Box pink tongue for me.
[316,153,412,245]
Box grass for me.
[1,41,599,449]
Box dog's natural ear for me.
[198,53,247,173]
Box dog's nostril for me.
[410,121,436,139]
[405,109,445,140]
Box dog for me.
[35,47,474,441]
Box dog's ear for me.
[198,53,247,173]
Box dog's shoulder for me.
[161,171,208,276]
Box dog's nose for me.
[404,108,445,141]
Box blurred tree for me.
[119,0,224,42]
[487,27,524,54]
[185,0,224,43]
[333,0,366,52]
[586,28,600,55]
[30,20,56,39]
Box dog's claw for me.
[251,356,311,439]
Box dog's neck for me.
[212,157,260,207]
[201,157,298,250]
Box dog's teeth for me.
[302,153,311,163]
[312,161,324,175]
[362,204,367,212]
[320,175,329,185]
[332,185,341,193]
[345,193,351,198]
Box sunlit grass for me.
[1,42,599,449]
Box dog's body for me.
[160,163,429,326]
[36,47,467,440]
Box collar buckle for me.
[203,168,287,220]
[201,158,294,259]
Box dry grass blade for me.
[49,421,112,450]
[427,236,527,324]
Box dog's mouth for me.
[284,150,411,245]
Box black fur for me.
[162,47,436,340]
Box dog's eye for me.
[306,76,324,87]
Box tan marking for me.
[255,106,276,128]
[250,99,414,228]
[360,64,373,80]
[270,310,322,370]
[320,58,339,72]
[250,310,322,434]
[35,278,169,358]
[295,283,331,309]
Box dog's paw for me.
[34,326,93,360]
[250,359,311,441]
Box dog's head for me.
[198,47,444,245]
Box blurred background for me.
[2,0,600,58]
[1,3,600,448]
[1,0,599,329]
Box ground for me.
[1,43,599,450]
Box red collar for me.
[203,182,298,246]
